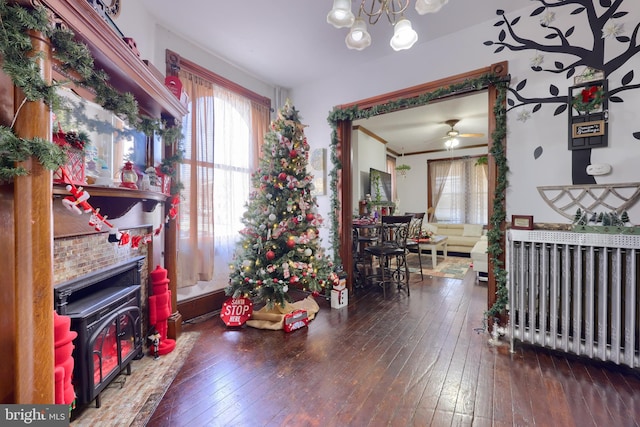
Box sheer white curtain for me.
[431,157,487,224]
[211,87,253,286]
[177,72,215,287]
[177,74,255,293]
[429,160,452,222]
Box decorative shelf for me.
[537,182,640,220]
[53,184,168,219]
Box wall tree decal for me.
[484,0,640,184]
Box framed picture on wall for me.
[310,148,326,196]
[511,215,534,230]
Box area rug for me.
[71,331,200,427]
[407,253,471,280]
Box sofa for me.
[471,235,489,281]
[422,223,485,255]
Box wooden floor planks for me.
[147,267,640,427]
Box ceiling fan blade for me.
[458,133,485,138]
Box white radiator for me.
[508,230,640,368]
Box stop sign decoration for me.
[220,297,253,326]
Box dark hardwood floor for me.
[148,263,640,427]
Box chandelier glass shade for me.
[346,18,372,50]
[328,0,449,51]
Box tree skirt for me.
[246,295,320,330]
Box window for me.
[170,52,270,300]
[429,157,487,224]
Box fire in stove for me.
[54,256,144,409]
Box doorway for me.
[329,61,508,311]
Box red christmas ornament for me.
[278,172,287,181]
[286,238,296,248]
[266,250,275,260]
[289,150,297,158]
[306,213,314,221]
[312,291,320,297]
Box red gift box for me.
[283,309,309,333]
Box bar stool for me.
[404,212,425,280]
[352,221,380,289]
[364,215,412,297]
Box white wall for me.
[115,2,640,241]
[352,129,387,212]
[113,7,276,104]
[292,2,640,228]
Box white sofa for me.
[423,223,485,255]
[470,235,488,281]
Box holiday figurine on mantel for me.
[226,100,339,308]
[148,265,176,356]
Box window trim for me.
[165,49,271,108]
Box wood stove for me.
[54,256,144,408]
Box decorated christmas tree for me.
[226,101,338,307]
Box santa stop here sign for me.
[220,297,253,326]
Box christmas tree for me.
[226,101,338,307]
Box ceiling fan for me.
[443,119,484,138]
[438,119,484,149]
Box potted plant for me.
[395,163,411,178]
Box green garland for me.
[327,73,509,318]
[0,0,182,189]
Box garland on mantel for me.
[327,73,510,319]
[0,0,183,192]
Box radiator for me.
[508,230,640,368]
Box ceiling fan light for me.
[346,18,372,50]
[390,18,418,51]
[415,0,449,15]
[327,0,355,28]
[445,137,459,148]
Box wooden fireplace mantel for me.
[53,184,168,219]
[0,1,186,404]
[24,0,188,120]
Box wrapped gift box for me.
[283,309,309,332]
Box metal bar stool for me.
[364,215,412,297]
[404,212,425,280]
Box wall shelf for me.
[53,184,168,219]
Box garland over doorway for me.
[327,70,510,318]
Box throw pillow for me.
[462,224,483,237]
[423,223,438,234]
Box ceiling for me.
[353,90,489,155]
[139,1,530,154]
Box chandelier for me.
[327,0,450,51]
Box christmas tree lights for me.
[226,101,338,307]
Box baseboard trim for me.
[177,289,227,321]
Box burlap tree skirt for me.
[246,295,320,330]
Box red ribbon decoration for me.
[581,86,599,103]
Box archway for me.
[327,61,509,314]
